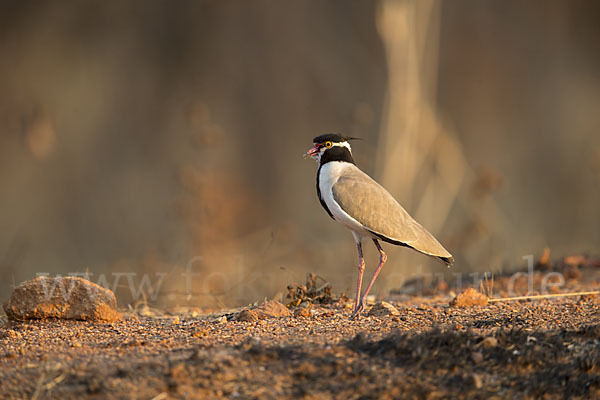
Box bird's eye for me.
[325,141,333,148]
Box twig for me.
[488,290,600,303]
[316,283,331,293]
[30,372,46,400]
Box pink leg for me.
[350,241,365,319]
[356,239,387,314]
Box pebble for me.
[478,337,498,348]
[368,302,400,317]
[449,288,489,307]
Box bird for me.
[304,133,454,319]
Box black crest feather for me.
[313,133,362,144]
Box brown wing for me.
[332,166,453,261]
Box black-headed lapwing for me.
[305,134,454,318]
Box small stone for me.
[236,309,259,322]
[253,301,292,319]
[563,254,587,267]
[294,307,311,318]
[368,301,400,317]
[579,294,598,303]
[471,351,484,364]
[139,305,153,317]
[478,336,498,348]
[471,373,483,388]
[449,288,488,307]
[191,328,209,337]
[243,336,262,347]
[3,276,121,322]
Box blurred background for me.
[1,0,598,308]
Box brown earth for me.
[1,257,599,399]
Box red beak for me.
[303,144,321,159]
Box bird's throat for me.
[319,147,355,166]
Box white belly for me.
[318,162,373,241]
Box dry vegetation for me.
[1,257,599,399]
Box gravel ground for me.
[1,261,599,399]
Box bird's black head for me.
[312,133,349,144]
[304,133,359,166]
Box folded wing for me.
[332,166,453,264]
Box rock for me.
[253,300,291,319]
[563,254,587,267]
[449,288,488,307]
[294,307,311,318]
[471,373,483,389]
[236,309,259,322]
[478,336,498,348]
[191,328,209,337]
[471,351,484,364]
[234,300,291,321]
[3,276,121,322]
[578,293,598,303]
[368,301,400,317]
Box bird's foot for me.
[350,302,364,320]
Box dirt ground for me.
[1,256,599,399]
